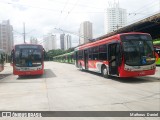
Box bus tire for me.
[101,66,109,78]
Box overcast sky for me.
[0,0,159,47]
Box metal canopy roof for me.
[96,12,160,40]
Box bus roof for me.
[75,32,151,51]
[14,43,43,46]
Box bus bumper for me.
[119,69,156,77]
[13,69,44,76]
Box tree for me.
[46,48,75,61]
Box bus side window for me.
[88,48,93,60]
[116,43,122,65]
[99,45,107,60]
[92,47,99,60]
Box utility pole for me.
[23,23,25,43]
[115,24,122,30]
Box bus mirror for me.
[43,49,46,59]
[11,49,14,63]
[11,50,14,57]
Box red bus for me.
[11,44,45,76]
[75,32,156,77]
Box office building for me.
[79,21,93,45]
[64,34,71,50]
[0,20,13,54]
[60,34,65,50]
[104,3,127,33]
[44,33,57,52]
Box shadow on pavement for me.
[111,76,160,84]
[17,69,56,80]
[0,74,12,80]
[43,69,56,78]
[78,69,160,84]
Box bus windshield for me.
[121,34,155,66]
[15,45,42,67]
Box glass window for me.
[78,50,82,56]
[15,45,43,67]
[89,48,92,54]
[92,47,99,53]
[93,54,98,60]
[99,53,107,60]
[122,40,154,66]
[99,45,107,53]
[89,54,93,60]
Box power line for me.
[127,0,155,16]
[56,0,70,27]
[58,0,79,28]
[0,1,61,13]
[127,3,159,25]
[0,0,105,13]
[126,0,159,25]
[42,0,107,10]
[54,28,94,41]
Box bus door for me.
[75,51,78,67]
[108,43,119,75]
[84,50,88,70]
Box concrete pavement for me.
[0,62,159,120]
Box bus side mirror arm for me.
[11,49,14,63]
[43,49,46,59]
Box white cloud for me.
[0,0,159,46]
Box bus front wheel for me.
[102,66,109,78]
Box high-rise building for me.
[64,34,71,50]
[79,21,93,45]
[104,3,127,33]
[44,33,57,52]
[60,34,65,50]
[30,37,38,44]
[0,20,13,54]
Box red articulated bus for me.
[75,32,156,78]
[11,44,45,76]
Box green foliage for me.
[46,48,74,61]
[153,38,160,45]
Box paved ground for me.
[0,62,159,120]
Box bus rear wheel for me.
[102,66,109,78]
